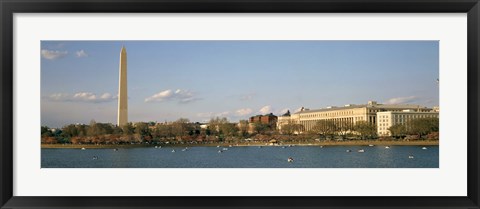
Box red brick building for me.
[249,113,278,126]
[247,113,278,134]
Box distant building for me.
[277,101,436,135]
[277,110,294,133]
[248,113,278,133]
[377,110,439,136]
[249,113,278,126]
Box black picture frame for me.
[1,0,479,208]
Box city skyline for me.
[41,41,439,128]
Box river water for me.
[41,145,438,168]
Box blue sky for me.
[41,41,439,128]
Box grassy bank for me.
[41,140,438,149]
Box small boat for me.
[229,145,232,147]
[282,146,286,149]
[422,147,428,150]
[171,150,175,153]
[320,146,324,148]
[346,150,351,152]
[218,150,223,153]
[154,146,158,149]
[222,148,228,151]
[113,148,118,151]
[368,144,374,147]
[216,145,220,148]
[182,149,187,151]
[92,156,98,160]
[358,149,365,153]
[258,146,262,148]
[81,147,86,150]
[287,157,294,162]
[408,155,415,159]
[385,146,390,149]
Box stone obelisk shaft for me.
[117,46,128,126]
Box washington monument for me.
[117,46,128,126]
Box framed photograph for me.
[1,0,479,208]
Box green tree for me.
[281,123,294,135]
[154,123,174,139]
[41,126,53,137]
[87,120,98,136]
[353,121,376,139]
[311,120,337,139]
[77,124,88,137]
[208,117,228,135]
[121,123,135,135]
[220,123,239,137]
[62,124,79,137]
[205,128,212,136]
[112,126,123,135]
[97,123,114,135]
[281,123,304,135]
[171,118,193,138]
[135,122,151,137]
[238,120,249,137]
[253,122,269,134]
[407,117,439,137]
[389,124,407,138]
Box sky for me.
[41,41,439,128]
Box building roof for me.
[294,103,430,114]
[250,113,277,118]
[377,110,439,114]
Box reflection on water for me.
[41,145,439,168]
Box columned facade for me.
[377,110,439,136]
[277,101,435,135]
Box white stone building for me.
[277,101,436,135]
[377,110,439,136]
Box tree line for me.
[308,120,377,140]
[41,117,254,145]
[388,117,439,139]
[280,117,438,140]
[41,116,439,145]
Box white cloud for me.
[76,50,88,57]
[294,107,303,113]
[73,92,97,101]
[100,93,112,99]
[277,108,290,115]
[258,105,273,115]
[145,90,173,102]
[235,108,253,116]
[384,96,419,104]
[45,92,116,103]
[196,111,231,119]
[216,111,230,117]
[41,50,68,60]
[145,89,198,103]
[47,93,70,101]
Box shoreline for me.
[41,140,439,149]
